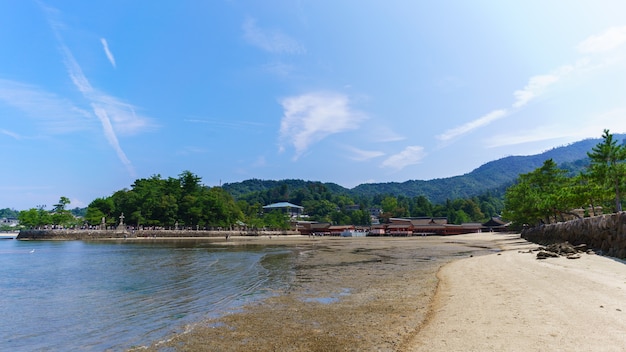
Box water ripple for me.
[0,240,294,351]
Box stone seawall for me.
[521,212,626,259]
[16,229,300,240]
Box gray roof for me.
[262,202,304,209]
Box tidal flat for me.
[144,234,516,351]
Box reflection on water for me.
[0,240,294,351]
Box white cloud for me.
[0,79,92,134]
[0,129,22,140]
[513,63,578,108]
[100,38,116,68]
[41,4,152,175]
[512,74,559,108]
[91,104,135,177]
[345,146,385,161]
[60,40,142,171]
[437,59,587,144]
[577,26,626,53]
[371,125,406,143]
[279,92,366,159]
[437,109,507,142]
[243,17,305,54]
[485,126,570,148]
[380,146,426,170]
[485,107,626,149]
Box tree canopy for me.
[503,130,626,228]
[86,171,243,228]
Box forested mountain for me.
[225,135,626,204]
[223,179,350,200]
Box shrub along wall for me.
[521,212,626,259]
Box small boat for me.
[340,229,367,237]
[0,233,17,240]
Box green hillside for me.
[224,135,625,204]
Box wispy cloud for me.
[243,17,305,54]
[1,129,23,140]
[0,79,92,134]
[40,3,154,176]
[380,146,426,171]
[438,58,588,143]
[58,34,136,175]
[512,74,559,108]
[279,92,366,159]
[345,146,385,161]
[371,125,405,143]
[513,63,581,108]
[486,107,626,148]
[437,109,507,142]
[485,126,570,148]
[577,26,626,53]
[91,104,134,174]
[100,38,116,68]
[435,24,626,144]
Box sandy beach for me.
[143,233,626,351]
[408,234,626,352]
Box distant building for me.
[482,217,510,232]
[1,217,19,227]
[262,202,304,218]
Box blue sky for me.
[3,1,626,210]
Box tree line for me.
[503,129,626,228]
[16,173,505,230]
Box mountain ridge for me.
[223,135,626,203]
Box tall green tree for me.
[50,197,74,226]
[18,208,50,228]
[587,129,626,212]
[503,159,568,226]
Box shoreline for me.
[137,233,626,351]
[140,233,520,351]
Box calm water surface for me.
[0,239,294,351]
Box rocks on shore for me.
[519,242,591,260]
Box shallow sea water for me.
[0,239,294,351]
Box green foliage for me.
[85,171,243,228]
[587,129,626,212]
[351,136,622,203]
[18,207,51,228]
[503,159,569,226]
[80,134,617,229]
[262,210,290,230]
[503,130,626,228]
[0,208,20,218]
[19,198,78,228]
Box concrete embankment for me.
[16,229,300,240]
[521,212,626,258]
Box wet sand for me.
[138,233,626,351]
[141,233,519,351]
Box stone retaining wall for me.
[16,229,300,240]
[521,212,626,259]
